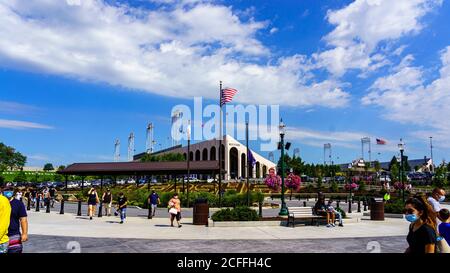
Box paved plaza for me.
[22,205,418,253]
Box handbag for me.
[436,237,450,253]
[169,208,178,215]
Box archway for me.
[189,151,194,161]
[195,150,201,161]
[202,148,208,161]
[262,165,267,177]
[229,147,239,179]
[183,153,187,160]
[256,162,261,178]
[210,146,216,160]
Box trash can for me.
[370,197,384,221]
[193,198,209,226]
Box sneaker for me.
[326,224,332,228]
[339,223,344,227]
[178,225,182,228]
[171,224,174,227]
[90,217,92,220]
[120,221,124,224]
[331,224,336,227]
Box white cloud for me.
[362,46,450,146]
[0,119,54,129]
[269,27,278,34]
[0,0,350,108]
[315,0,442,76]
[0,101,40,114]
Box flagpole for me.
[218,81,223,208]
[246,121,250,207]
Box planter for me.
[209,220,286,227]
[363,212,404,219]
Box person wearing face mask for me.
[404,194,438,254]
[427,188,446,224]
[6,188,28,253]
[0,187,12,254]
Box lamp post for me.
[186,120,191,208]
[278,119,288,216]
[398,139,405,203]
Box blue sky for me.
[1,0,450,167]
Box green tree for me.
[0,142,27,171]
[140,153,184,162]
[388,156,399,171]
[13,171,27,182]
[390,164,399,182]
[43,163,54,171]
[57,165,66,171]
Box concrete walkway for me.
[27,210,410,240]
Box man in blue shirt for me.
[147,191,160,218]
[7,187,28,253]
[438,209,450,245]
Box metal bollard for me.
[77,200,82,216]
[363,200,367,211]
[60,199,64,214]
[336,200,340,209]
[348,198,352,214]
[357,200,361,212]
[259,201,263,218]
[98,202,103,217]
[36,198,40,212]
[27,197,31,211]
[303,201,307,207]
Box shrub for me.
[330,181,339,193]
[211,206,259,221]
[384,199,404,214]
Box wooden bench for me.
[287,207,324,227]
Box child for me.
[327,200,343,227]
[438,209,450,244]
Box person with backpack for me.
[102,188,113,217]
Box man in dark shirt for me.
[147,191,160,218]
[117,193,128,224]
[7,188,28,253]
[49,187,57,208]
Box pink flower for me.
[286,173,301,191]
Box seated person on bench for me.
[314,197,335,227]
[327,199,343,227]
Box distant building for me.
[134,135,276,180]
[340,156,433,172]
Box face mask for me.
[405,214,419,223]
[439,196,446,202]
[3,191,13,199]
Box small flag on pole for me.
[220,87,238,106]
[248,150,256,167]
[376,138,387,145]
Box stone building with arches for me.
[135,135,276,181]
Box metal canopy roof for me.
[58,161,220,176]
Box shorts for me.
[103,202,112,208]
[151,204,158,209]
[171,212,181,221]
[88,202,97,206]
[0,242,8,254]
[7,234,22,254]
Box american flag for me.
[376,138,387,145]
[220,87,238,106]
